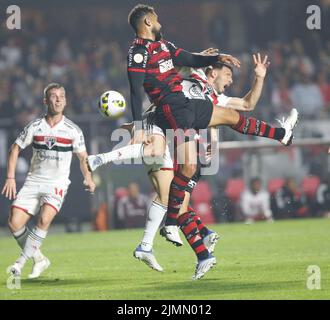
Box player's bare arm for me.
[226,53,269,111]
[1,143,21,200]
[76,151,96,193]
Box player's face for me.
[150,12,162,41]
[45,87,66,116]
[252,181,261,193]
[214,66,233,93]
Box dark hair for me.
[250,177,261,188]
[128,4,155,33]
[205,62,233,75]
[43,82,64,98]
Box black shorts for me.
[155,96,213,134]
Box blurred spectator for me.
[240,177,273,223]
[116,182,150,229]
[290,74,324,119]
[316,174,330,217]
[273,177,308,219]
[271,75,292,115]
[317,72,330,113]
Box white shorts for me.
[143,124,174,174]
[12,181,68,215]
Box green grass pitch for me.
[0,218,329,300]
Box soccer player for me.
[1,83,96,278]
[125,4,299,279]
[88,51,285,274]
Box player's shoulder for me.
[128,38,149,52]
[25,117,44,130]
[63,116,83,134]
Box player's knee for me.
[37,216,52,230]
[225,109,240,125]
[7,215,24,232]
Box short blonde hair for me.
[43,83,64,98]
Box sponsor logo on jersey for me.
[37,150,61,161]
[159,59,174,73]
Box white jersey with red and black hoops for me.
[180,67,231,107]
[15,116,86,187]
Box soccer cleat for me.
[160,225,183,247]
[28,257,51,279]
[9,263,22,277]
[133,245,164,272]
[203,231,220,254]
[86,155,104,172]
[277,108,299,146]
[192,255,217,280]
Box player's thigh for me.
[143,133,166,158]
[208,105,240,127]
[8,207,33,231]
[38,204,58,230]
[12,183,40,212]
[38,189,67,229]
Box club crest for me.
[45,136,56,149]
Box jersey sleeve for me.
[166,40,219,68]
[72,128,86,153]
[127,45,148,121]
[15,121,35,149]
[216,94,231,107]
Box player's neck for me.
[45,113,64,128]
[136,30,155,41]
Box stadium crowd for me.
[1,8,330,124]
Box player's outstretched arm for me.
[167,41,240,69]
[225,53,269,111]
[77,151,96,194]
[1,143,21,200]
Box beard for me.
[153,27,163,41]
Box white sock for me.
[17,227,48,267]
[12,227,44,263]
[140,201,167,251]
[99,144,143,164]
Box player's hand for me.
[1,178,17,200]
[200,48,219,56]
[253,53,270,78]
[205,143,218,163]
[219,54,241,68]
[83,178,96,194]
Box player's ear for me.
[211,69,217,79]
[144,16,152,27]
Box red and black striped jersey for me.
[127,37,219,121]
